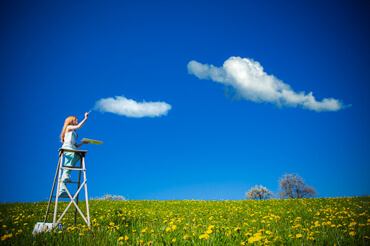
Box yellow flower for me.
[349,222,357,227]
[125,236,129,241]
[183,234,189,240]
[119,236,124,241]
[172,239,176,242]
[296,234,303,239]
[241,242,246,245]
[199,234,210,239]
[165,227,171,232]
[234,227,241,232]
[1,234,12,241]
[248,236,261,243]
[206,229,213,234]
[208,225,215,230]
[349,231,356,236]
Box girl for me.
[58,112,89,197]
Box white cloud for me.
[188,57,349,112]
[94,96,171,118]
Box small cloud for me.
[188,57,349,112]
[94,96,171,118]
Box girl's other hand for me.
[83,141,89,144]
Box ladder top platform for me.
[59,148,87,154]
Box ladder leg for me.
[44,151,63,223]
[82,154,91,227]
[53,152,64,226]
[74,154,82,225]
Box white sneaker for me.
[58,190,68,198]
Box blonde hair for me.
[60,116,76,143]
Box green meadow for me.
[0,197,369,245]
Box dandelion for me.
[199,234,210,239]
[1,234,12,241]
[296,234,303,239]
[208,225,215,230]
[349,222,357,227]
[165,227,171,232]
[248,236,261,243]
[349,231,356,236]
[183,234,189,240]
[172,239,176,242]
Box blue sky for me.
[0,0,369,203]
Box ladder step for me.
[61,167,85,170]
[52,195,75,198]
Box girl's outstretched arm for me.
[67,112,89,131]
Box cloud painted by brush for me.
[94,96,171,118]
[188,57,349,112]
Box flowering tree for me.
[245,185,274,200]
[278,173,317,199]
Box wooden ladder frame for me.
[43,148,91,228]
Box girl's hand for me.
[83,141,89,144]
[85,112,90,118]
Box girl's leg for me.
[59,152,81,193]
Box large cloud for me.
[94,96,171,118]
[188,57,348,112]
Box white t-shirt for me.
[63,130,77,149]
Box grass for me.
[0,197,369,245]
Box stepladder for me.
[43,148,91,229]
